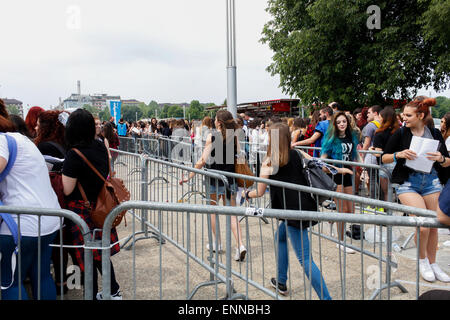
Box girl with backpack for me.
[382,98,450,283]
[0,100,61,300]
[242,122,350,299]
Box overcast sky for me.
[1,0,448,116]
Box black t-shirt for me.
[338,135,353,163]
[373,130,392,151]
[207,133,237,187]
[62,140,109,202]
[37,141,66,171]
[37,141,65,158]
[269,149,318,229]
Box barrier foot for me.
[187,280,225,300]
[401,232,415,250]
[120,231,166,250]
[369,281,408,300]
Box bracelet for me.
[439,156,446,165]
[393,152,397,163]
[245,190,251,200]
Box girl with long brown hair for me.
[440,112,450,151]
[242,122,336,299]
[382,98,450,283]
[180,110,247,261]
[372,107,400,200]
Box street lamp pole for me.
[226,0,237,118]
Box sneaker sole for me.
[270,282,288,296]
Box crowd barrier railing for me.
[0,206,94,300]
[99,147,448,300]
[100,199,447,300]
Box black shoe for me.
[270,278,288,296]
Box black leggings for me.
[92,260,120,298]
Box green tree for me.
[98,107,111,121]
[433,96,450,118]
[121,105,143,122]
[167,105,183,118]
[83,104,97,116]
[160,105,170,118]
[261,0,450,109]
[188,100,204,119]
[6,105,20,116]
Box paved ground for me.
[61,209,450,301]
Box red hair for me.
[25,106,45,138]
[404,97,436,120]
[34,110,66,147]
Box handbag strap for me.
[72,148,110,207]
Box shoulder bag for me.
[72,148,130,229]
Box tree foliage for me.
[432,96,450,118]
[261,0,450,109]
[6,105,20,116]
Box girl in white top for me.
[0,132,61,237]
[0,109,61,300]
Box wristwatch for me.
[439,155,446,165]
[245,190,251,200]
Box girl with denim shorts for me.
[180,110,247,262]
[383,97,450,283]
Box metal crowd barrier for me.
[0,206,94,300]
[101,199,447,300]
[97,146,449,301]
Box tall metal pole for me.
[226,0,237,118]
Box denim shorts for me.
[379,162,395,179]
[209,182,238,196]
[396,169,443,196]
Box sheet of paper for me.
[405,136,439,173]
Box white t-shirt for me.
[0,133,61,237]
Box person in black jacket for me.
[382,98,450,283]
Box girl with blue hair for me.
[321,111,361,254]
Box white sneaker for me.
[419,258,436,282]
[234,245,247,261]
[206,243,223,253]
[96,290,123,300]
[336,243,356,254]
[431,263,450,282]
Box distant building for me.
[122,99,143,107]
[2,98,24,117]
[63,93,122,110]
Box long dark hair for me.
[65,109,95,148]
[376,107,399,135]
[215,110,238,142]
[0,99,15,133]
[441,112,450,141]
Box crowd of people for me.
[1,95,450,300]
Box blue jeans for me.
[276,222,332,300]
[0,231,57,300]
